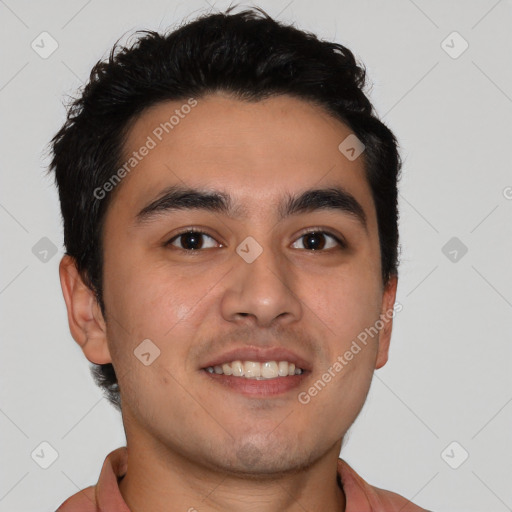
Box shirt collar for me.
[95,446,375,511]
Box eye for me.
[166,229,220,251]
[165,228,345,253]
[291,230,345,251]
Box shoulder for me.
[338,458,432,512]
[56,485,97,511]
[56,447,128,511]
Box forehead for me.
[112,93,376,226]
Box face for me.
[63,92,397,475]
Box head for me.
[50,7,401,474]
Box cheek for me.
[104,259,219,390]
[305,267,381,350]
[104,265,207,424]
[103,255,196,337]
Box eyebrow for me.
[134,184,367,230]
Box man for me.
[51,6,430,511]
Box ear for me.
[375,274,398,370]
[59,255,111,364]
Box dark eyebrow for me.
[134,184,367,230]
[279,187,367,231]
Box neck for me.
[118,434,346,512]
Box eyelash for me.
[165,228,347,253]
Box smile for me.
[204,360,304,379]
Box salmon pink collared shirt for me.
[56,447,430,511]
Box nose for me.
[220,241,303,328]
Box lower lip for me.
[201,369,309,397]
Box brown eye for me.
[167,230,219,251]
[292,231,344,251]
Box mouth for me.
[204,360,304,378]
[199,347,312,397]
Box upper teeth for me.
[205,360,303,379]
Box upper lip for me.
[200,346,312,372]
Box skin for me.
[59,92,398,512]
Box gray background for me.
[1,0,511,511]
